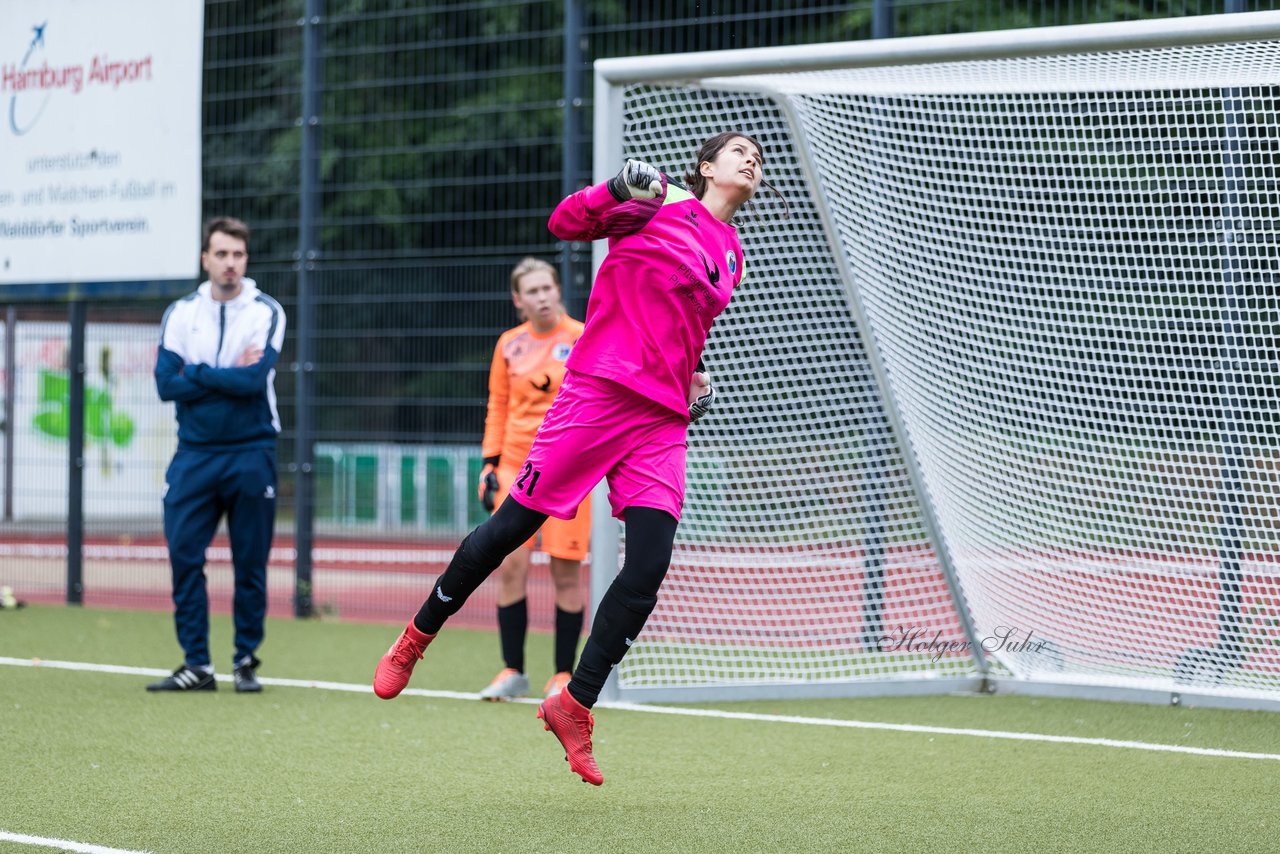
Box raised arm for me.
[548,160,667,242]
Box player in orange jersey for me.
[475,257,591,701]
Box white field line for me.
[3,656,1278,763]
[0,830,151,854]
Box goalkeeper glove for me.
[688,372,715,423]
[478,464,500,512]
[607,159,663,202]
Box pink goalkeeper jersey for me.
[547,178,745,417]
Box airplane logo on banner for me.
[5,21,155,136]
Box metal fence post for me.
[293,0,323,618]
[67,300,86,605]
[560,0,586,315]
[873,0,894,40]
[861,0,893,648]
[1211,0,1249,676]
[4,306,14,522]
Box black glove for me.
[688,379,715,423]
[481,469,499,512]
[607,159,663,202]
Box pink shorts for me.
[493,460,591,560]
[508,370,688,521]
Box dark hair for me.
[202,216,250,252]
[681,130,787,215]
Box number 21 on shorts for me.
[514,461,541,497]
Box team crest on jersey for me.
[552,343,572,361]
[726,250,738,277]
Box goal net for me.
[590,13,1280,709]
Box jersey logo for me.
[726,250,738,277]
[530,374,552,392]
[552,343,572,361]
[700,252,721,289]
[504,335,532,363]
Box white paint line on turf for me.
[608,702,1280,763]
[0,830,151,854]
[0,657,480,702]
[5,656,1279,763]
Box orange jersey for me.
[482,313,585,465]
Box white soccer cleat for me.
[479,667,530,701]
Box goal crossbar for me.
[594,11,1280,83]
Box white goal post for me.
[588,12,1280,711]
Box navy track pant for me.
[163,446,277,669]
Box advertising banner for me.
[0,2,203,295]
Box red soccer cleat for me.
[537,686,603,785]
[373,622,436,699]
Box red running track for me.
[0,532,588,631]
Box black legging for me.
[415,497,546,633]
[414,499,679,709]
[569,506,678,707]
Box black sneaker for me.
[234,655,262,693]
[147,664,216,692]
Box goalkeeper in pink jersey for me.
[374,131,777,785]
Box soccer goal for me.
[587,12,1280,711]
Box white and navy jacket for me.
[156,277,286,452]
